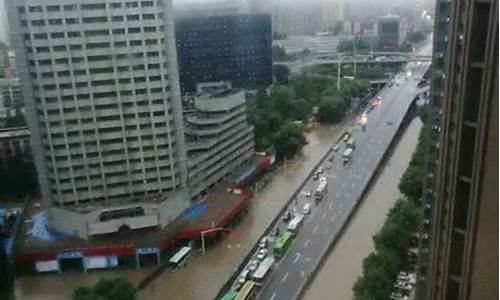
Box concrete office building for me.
[185,90,255,197]
[6,0,190,238]
[175,13,272,93]
[376,15,407,50]
[416,0,498,299]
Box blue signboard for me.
[57,251,83,260]
[136,247,159,255]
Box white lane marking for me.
[281,272,289,283]
[313,226,319,234]
[328,202,334,210]
[321,213,327,220]
[270,292,277,300]
[304,239,310,248]
[293,252,301,264]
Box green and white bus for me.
[273,232,294,258]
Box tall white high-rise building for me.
[6,0,190,238]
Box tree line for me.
[352,120,428,299]
[247,71,370,160]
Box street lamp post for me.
[201,227,230,255]
[337,52,341,90]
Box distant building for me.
[376,15,407,50]
[175,13,272,93]
[271,0,344,36]
[415,0,498,299]
[184,89,255,196]
[0,78,24,126]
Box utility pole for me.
[337,52,341,90]
[353,36,357,76]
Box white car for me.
[333,144,340,151]
[248,260,259,272]
[317,167,323,174]
[257,248,268,260]
[305,191,312,197]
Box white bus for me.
[315,180,328,200]
[287,214,305,232]
[252,257,275,282]
[168,246,192,271]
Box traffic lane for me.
[258,71,426,297]
[263,188,367,300]
[261,205,346,300]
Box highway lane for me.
[257,50,432,299]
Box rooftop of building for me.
[193,89,245,111]
[15,180,251,258]
[0,126,30,139]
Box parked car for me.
[257,248,268,260]
[328,155,335,162]
[248,260,259,272]
[305,191,312,197]
[259,237,268,249]
[333,144,340,152]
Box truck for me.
[287,214,305,232]
[315,180,328,200]
[346,137,356,149]
[342,148,354,166]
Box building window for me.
[46,5,61,12]
[81,3,106,10]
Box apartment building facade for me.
[416,0,498,299]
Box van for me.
[302,203,311,214]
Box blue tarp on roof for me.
[28,211,66,241]
[182,201,208,221]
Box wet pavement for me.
[13,122,347,300]
[302,118,423,300]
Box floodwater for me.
[302,118,423,300]
[13,121,348,300]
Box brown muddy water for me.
[302,118,422,300]
[13,122,348,300]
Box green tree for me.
[0,149,38,198]
[273,65,291,84]
[398,164,424,201]
[407,31,425,43]
[4,109,26,128]
[72,278,136,300]
[273,121,306,160]
[317,97,344,123]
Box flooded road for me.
[302,118,423,300]
[14,122,347,300]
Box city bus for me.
[219,290,238,300]
[315,180,328,200]
[167,246,192,271]
[234,281,256,300]
[287,214,305,232]
[273,231,295,258]
[252,257,275,282]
